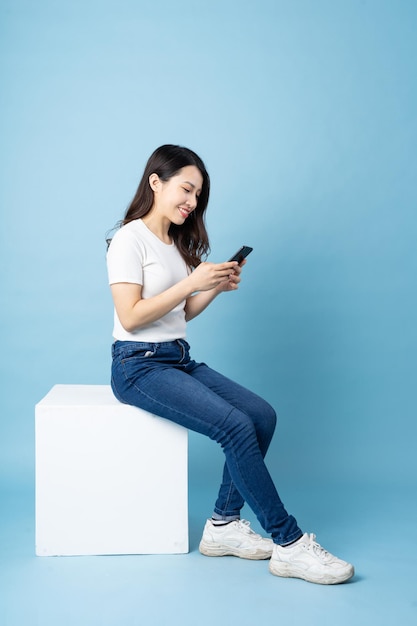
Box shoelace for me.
[305,533,330,560]
[235,519,259,536]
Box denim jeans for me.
[111,339,302,545]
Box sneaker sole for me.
[199,539,272,560]
[269,561,355,585]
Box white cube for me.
[35,384,188,556]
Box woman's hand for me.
[215,259,245,293]
[188,261,240,293]
[184,260,246,321]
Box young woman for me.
[107,144,354,584]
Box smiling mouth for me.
[178,207,191,219]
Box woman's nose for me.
[187,196,198,209]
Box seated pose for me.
[107,144,354,585]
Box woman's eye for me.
[183,188,190,193]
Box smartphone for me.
[228,245,253,264]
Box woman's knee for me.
[265,403,277,433]
[252,400,277,437]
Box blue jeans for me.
[111,339,302,545]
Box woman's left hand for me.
[217,259,245,293]
[184,260,246,321]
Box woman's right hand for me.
[188,261,239,293]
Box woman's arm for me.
[111,261,238,332]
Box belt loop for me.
[177,339,185,362]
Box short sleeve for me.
[106,227,144,285]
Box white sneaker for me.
[199,519,274,560]
[269,533,354,584]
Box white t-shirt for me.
[107,219,189,342]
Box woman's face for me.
[153,165,203,225]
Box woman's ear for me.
[149,173,161,192]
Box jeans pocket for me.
[120,346,157,363]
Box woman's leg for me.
[111,340,302,545]
[189,362,277,520]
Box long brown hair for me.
[121,145,210,268]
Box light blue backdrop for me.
[1,0,416,497]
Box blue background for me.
[1,1,416,624]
